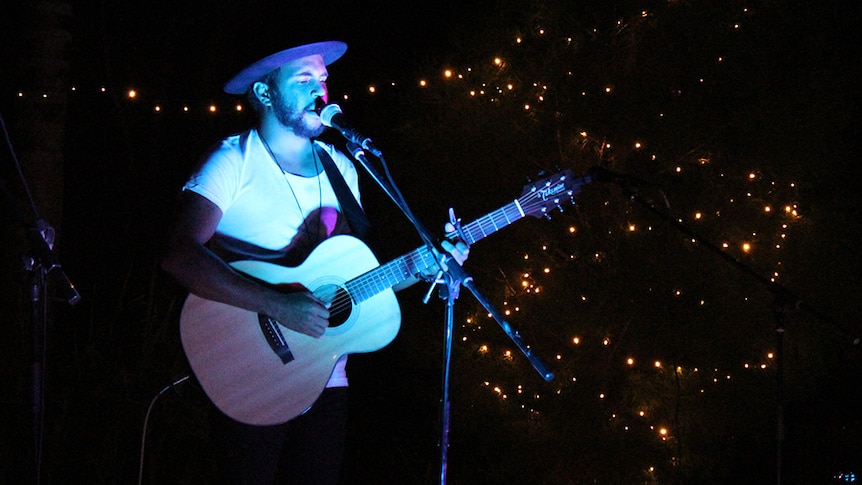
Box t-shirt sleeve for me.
[183,140,243,214]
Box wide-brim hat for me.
[223,40,348,95]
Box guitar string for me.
[328,176,580,315]
[323,187,556,316]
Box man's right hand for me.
[270,291,330,338]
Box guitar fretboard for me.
[345,171,583,303]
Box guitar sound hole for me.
[317,284,352,329]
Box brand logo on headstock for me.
[538,182,567,200]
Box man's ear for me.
[252,82,271,107]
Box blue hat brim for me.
[223,40,347,95]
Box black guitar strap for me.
[314,144,372,241]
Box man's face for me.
[268,54,329,138]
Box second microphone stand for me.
[600,172,856,485]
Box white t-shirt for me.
[184,128,359,387]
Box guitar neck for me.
[346,170,584,304]
[346,200,525,303]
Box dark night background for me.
[2,1,860,483]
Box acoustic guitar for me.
[180,170,589,425]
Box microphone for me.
[319,104,382,157]
[586,166,652,187]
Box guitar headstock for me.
[519,170,592,218]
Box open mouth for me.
[313,97,327,115]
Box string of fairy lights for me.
[9,2,813,476]
[436,7,805,475]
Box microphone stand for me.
[345,143,554,485]
[606,177,856,485]
[2,114,81,484]
[23,221,81,485]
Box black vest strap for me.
[315,144,372,241]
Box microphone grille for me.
[319,104,342,128]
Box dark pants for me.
[210,387,349,485]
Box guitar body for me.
[180,235,401,426]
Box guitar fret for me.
[345,171,583,306]
[348,246,434,303]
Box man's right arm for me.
[160,191,330,338]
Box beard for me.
[270,86,325,138]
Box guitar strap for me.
[314,143,372,241]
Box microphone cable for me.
[137,374,190,485]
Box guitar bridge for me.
[258,315,294,364]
